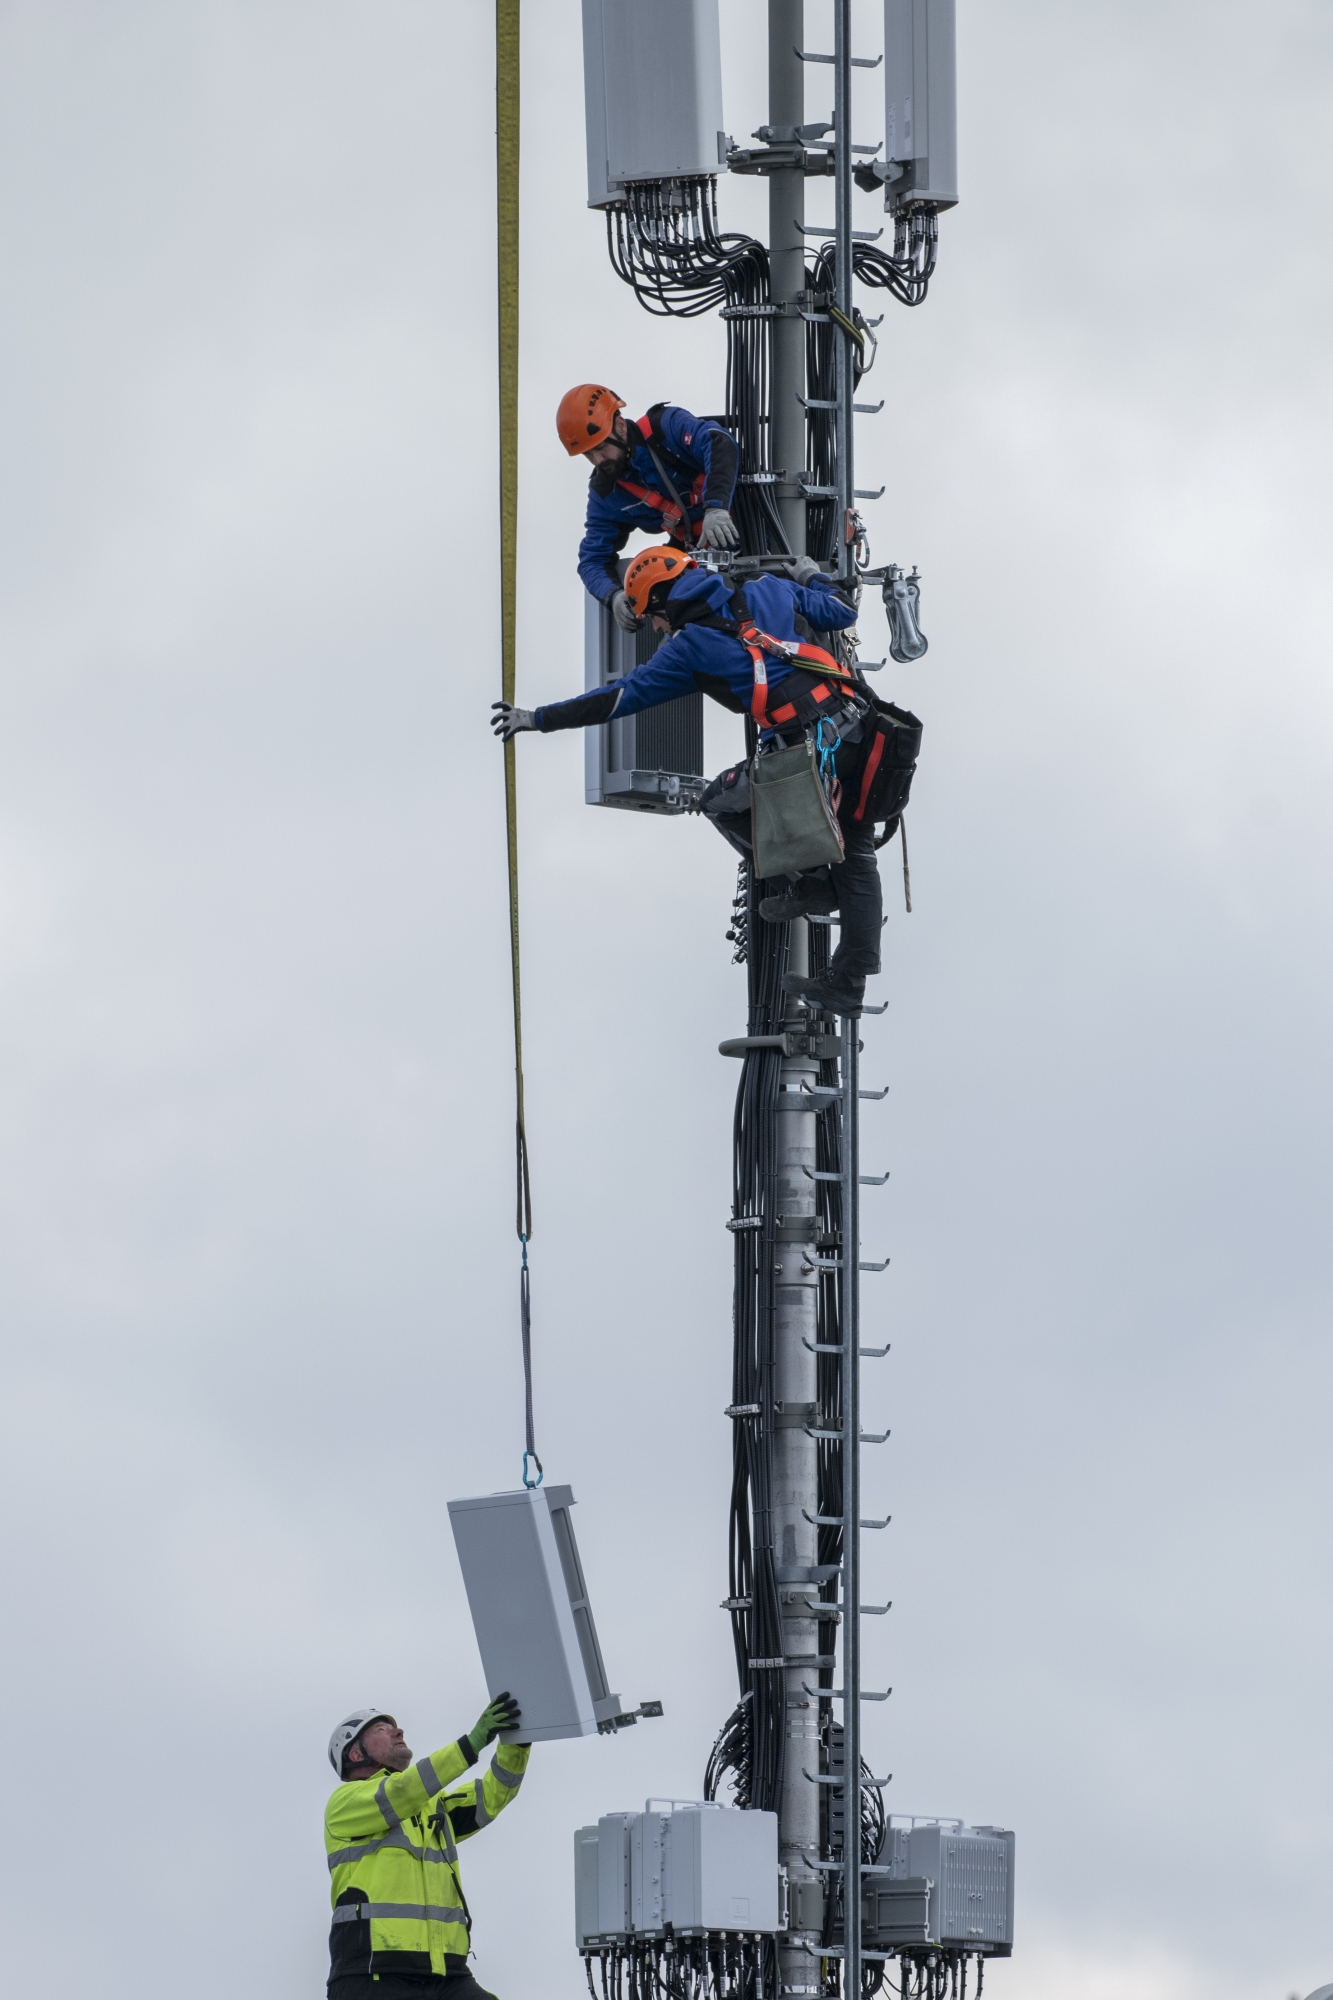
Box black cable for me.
[603,177,788,560]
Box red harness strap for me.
[738,621,857,727]
[616,414,706,535]
[851,729,886,822]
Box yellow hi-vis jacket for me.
[324,1736,531,1981]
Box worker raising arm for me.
[324,1697,528,2000]
[558,383,740,629]
[492,550,899,1020]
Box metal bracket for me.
[802,1510,890,1529]
[859,1085,889,1100]
[860,1429,891,1443]
[597,1699,664,1734]
[719,1029,841,1060]
[795,46,883,68]
[797,396,885,414]
[796,223,884,243]
[859,1256,891,1273]
[798,1080,843,1105]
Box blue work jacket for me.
[535,568,858,731]
[578,405,739,604]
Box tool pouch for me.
[750,735,846,878]
[846,695,923,831]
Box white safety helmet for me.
[328,1707,394,1777]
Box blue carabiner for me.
[815,716,842,784]
[522,1450,544,1490]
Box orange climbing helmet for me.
[557,383,626,456]
[624,545,697,618]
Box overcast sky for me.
[0,3,1330,1998]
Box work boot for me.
[759,877,839,923]
[782,969,867,1018]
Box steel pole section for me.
[769,0,806,556]
[833,0,855,583]
[774,918,822,1998]
[840,1011,862,2000]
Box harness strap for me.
[737,618,858,725]
[614,472,706,534]
[619,410,706,538]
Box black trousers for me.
[703,738,883,981]
[329,1974,497,2000]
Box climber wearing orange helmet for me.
[556,383,740,629]
[489,553,904,1017]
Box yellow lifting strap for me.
[496,0,540,1487]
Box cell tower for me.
[459,7,1015,2000]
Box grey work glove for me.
[697,507,739,550]
[491,701,537,741]
[468,1691,522,1752]
[787,555,824,586]
[610,588,641,632]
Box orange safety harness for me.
[615,414,706,537]
[737,616,861,728]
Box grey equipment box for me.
[582,0,728,209]
[872,1818,1015,1955]
[882,0,958,212]
[584,581,706,814]
[575,1801,781,1945]
[447,1485,623,1743]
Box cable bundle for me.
[852,212,938,310]
[604,178,789,557]
[583,1934,776,2000]
[719,851,789,1818]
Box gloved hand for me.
[491,702,537,741]
[697,507,739,550]
[610,589,641,633]
[469,1691,522,1752]
[787,555,824,586]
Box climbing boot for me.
[782,969,867,1018]
[759,878,839,924]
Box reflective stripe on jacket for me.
[324,1738,531,1980]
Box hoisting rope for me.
[496,0,540,1490]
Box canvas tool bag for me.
[750,732,846,879]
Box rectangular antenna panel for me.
[875,1820,1015,1953]
[447,1485,623,1743]
[575,1803,780,1945]
[582,0,727,208]
[584,581,706,814]
[882,0,958,211]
